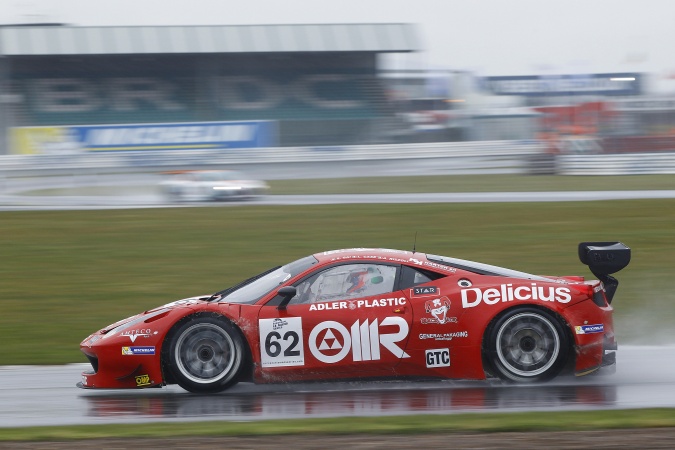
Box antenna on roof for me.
[412,231,418,254]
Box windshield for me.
[216,255,318,304]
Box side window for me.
[292,264,397,305]
[399,265,445,291]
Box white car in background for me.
[160,170,269,202]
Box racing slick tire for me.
[484,307,570,383]
[164,314,245,393]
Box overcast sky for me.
[2,0,675,77]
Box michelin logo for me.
[575,324,604,335]
[122,346,156,355]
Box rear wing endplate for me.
[578,242,631,304]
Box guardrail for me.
[557,152,675,175]
[0,141,543,177]
[4,141,675,179]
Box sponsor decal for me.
[309,297,406,311]
[12,122,276,154]
[309,317,410,364]
[419,331,468,341]
[422,297,457,324]
[411,286,439,297]
[135,374,151,387]
[122,346,156,355]
[421,316,458,324]
[483,73,641,96]
[259,316,411,367]
[259,317,304,367]
[272,318,288,330]
[81,375,88,386]
[461,284,572,308]
[408,258,457,273]
[323,248,408,256]
[328,255,416,263]
[575,324,605,335]
[425,349,450,368]
[120,329,153,342]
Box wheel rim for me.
[495,312,560,378]
[174,323,236,384]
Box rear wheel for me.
[165,315,244,393]
[485,307,569,383]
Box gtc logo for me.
[309,317,410,364]
[424,297,453,324]
[425,349,450,368]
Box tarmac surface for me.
[2,190,675,211]
[2,346,675,428]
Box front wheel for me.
[164,315,245,393]
[485,307,569,383]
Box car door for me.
[398,264,474,377]
[257,262,413,379]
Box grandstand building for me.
[0,24,420,154]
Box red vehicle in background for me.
[79,243,630,393]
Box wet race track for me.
[2,346,675,427]
[4,191,675,211]
[2,172,675,210]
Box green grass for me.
[1,409,675,440]
[2,199,674,365]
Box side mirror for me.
[277,286,297,310]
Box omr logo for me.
[309,317,410,364]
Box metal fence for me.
[0,140,544,179]
[2,141,675,183]
[557,152,675,175]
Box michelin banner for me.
[11,120,277,155]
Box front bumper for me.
[78,333,165,389]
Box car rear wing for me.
[578,242,631,304]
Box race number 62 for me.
[259,317,305,367]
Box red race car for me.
[78,242,630,393]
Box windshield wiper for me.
[206,266,282,302]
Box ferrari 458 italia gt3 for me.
[78,242,630,393]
